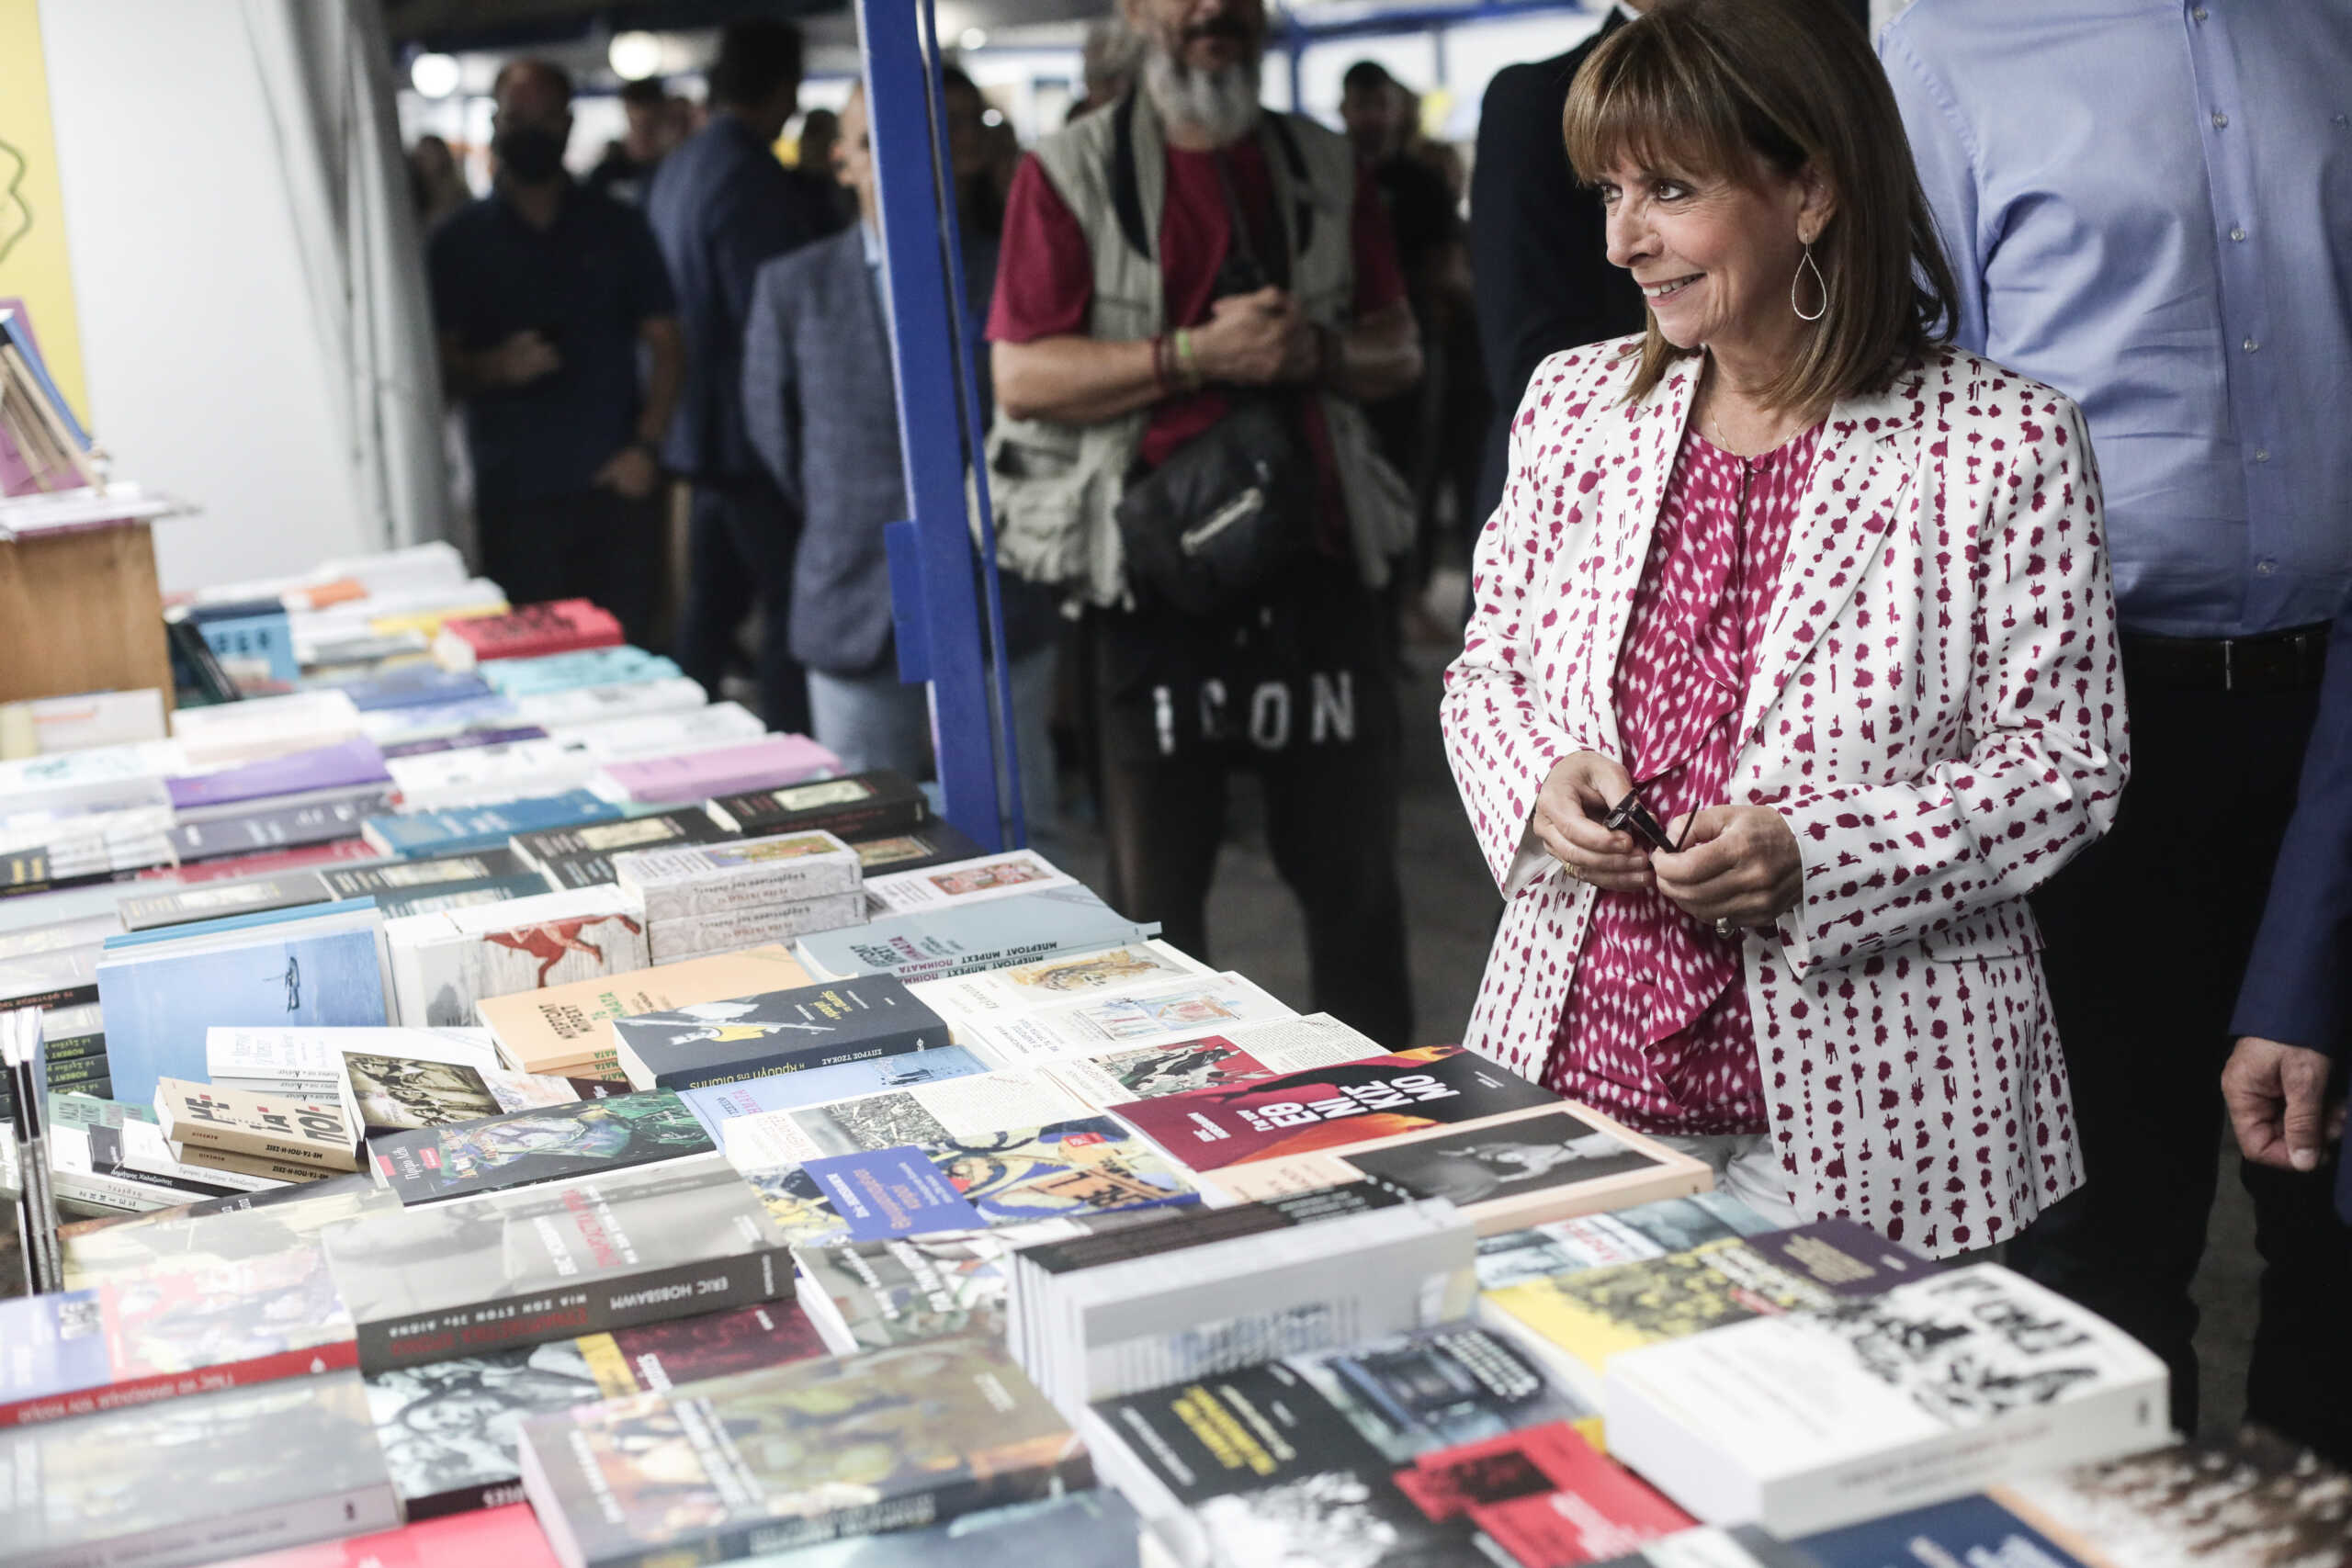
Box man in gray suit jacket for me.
[741,84,1057,826]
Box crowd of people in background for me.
[403,0,2351,1469]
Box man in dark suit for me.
[741,85,1059,830]
[2228,586,2352,1227]
[1467,4,1647,525]
[647,17,842,734]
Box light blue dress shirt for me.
[1880,0,2352,638]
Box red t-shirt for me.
[988,135,1407,547]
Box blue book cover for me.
[799,1147,987,1241]
[193,611,300,693]
[479,647,682,697]
[795,886,1159,983]
[100,896,381,952]
[341,668,494,712]
[1798,1495,2086,1568]
[97,922,390,1103]
[742,1116,1200,1248]
[362,790,624,857]
[358,694,525,747]
[678,1046,989,1137]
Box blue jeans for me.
[806,643,1059,841]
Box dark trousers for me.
[476,486,662,649]
[1083,580,1415,1049]
[675,477,808,735]
[2010,638,2352,1461]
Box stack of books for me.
[613,828,865,964]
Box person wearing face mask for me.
[426,59,684,647]
[1442,0,2126,1255]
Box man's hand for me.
[1191,286,1311,386]
[1531,752,1654,893]
[476,329,561,389]
[2223,1037,2346,1173]
[594,443,660,501]
[1652,806,1804,930]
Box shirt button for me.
[2244,337,2260,353]
[2211,111,2229,130]
[2191,5,2208,17]
[2229,225,2247,242]
[2255,449,2271,463]
[2256,559,2278,576]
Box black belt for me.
[2120,623,2332,694]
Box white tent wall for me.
[40,0,447,593]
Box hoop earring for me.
[1792,242,1827,322]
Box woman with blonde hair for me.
[1444,0,2126,1256]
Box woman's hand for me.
[1532,753,1656,893]
[1653,806,1803,930]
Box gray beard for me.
[1142,50,1262,146]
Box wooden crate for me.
[0,520,172,708]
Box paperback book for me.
[319,1156,795,1371]
[1113,1045,1561,1171]
[1204,1102,1713,1235]
[511,807,733,889]
[473,943,813,1076]
[795,886,1159,984]
[642,890,866,964]
[1477,1191,1787,1292]
[117,872,334,931]
[863,848,1079,915]
[849,820,988,874]
[386,884,648,1029]
[737,1114,1201,1249]
[0,1225,355,1427]
[675,1043,992,1139]
[366,1301,828,1519]
[613,829,862,921]
[940,969,1294,1065]
[359,790,625,859]
[723,1067,1094,1166]
[1482,1218,1942,1406]
[0,1373,399,1567]
[610,975,948,1092]
[369,1090,714,1204]
[165,797,381,863]
[320,847,537,904]
[1601,1263,2174,1535]
[599,733,840,805]
[153,1077,361,1171]
[910,939,1209,1030]
[514,1337,1091,1567]
[707,767,926,840]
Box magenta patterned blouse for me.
[1544,420,1826,1135]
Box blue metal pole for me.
[857,0,1023,851]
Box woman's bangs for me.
[1562,30,1750,188]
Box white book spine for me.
[647,892,865,962]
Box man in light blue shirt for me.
[1882,0,2352,1461]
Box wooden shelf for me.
[0,520,172,709]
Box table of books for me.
[0,547,2341,1568]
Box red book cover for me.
[1109,1045,1559,1172]
[201,1504,559,1567]
[447,600,622,662]
[1394,1422,1693,1567]
[136,837,379,885]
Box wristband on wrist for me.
[1173,327,1202,390]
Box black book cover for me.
[849,819,988,875]
[1020,1181,1409,1277]
[709,770,927,841]
[514,811,736,890]
[611,977,949,1091]
[372,873,549,918]
[118,873,335,931]
[322,848,532,899]
[168,798,380,862]
[322,1158,794,1371]
[369,1090,715,1204]
[1097,1359,1389,1506]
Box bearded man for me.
[985,0,1423,1046]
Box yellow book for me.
[477,943,813,1075]
[368,601,507,638]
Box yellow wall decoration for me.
[0,0,89,422]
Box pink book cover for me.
[201,1504,557,1568]
[603,735,840,804]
